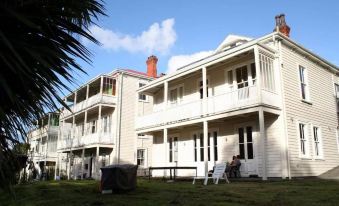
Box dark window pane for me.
[208,133,210,161]
[242,67,248,81]
[200,88,203,99]
[213,131,218,161]
[169,151,172,162]
[238,128,244,143]
[247,143,253,159]
[194,135,197,147]
[246,127,252,142]
[200,133,204,146]
[251,63,256,79]
[301,84,306,99]
[200,148,204,161]
[236,69,242,83]
[239,144,245,159]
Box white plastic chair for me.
[192,163,230,185]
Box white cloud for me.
[87,18,176,54]
[167,50,214,74]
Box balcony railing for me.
[136,86,281,130]
[57,132,114,150]
[63,94,117,118]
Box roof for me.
[122,69,148,77]
[215,34,253,53]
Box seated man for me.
[225,156,236,176]
[230,155,241,178]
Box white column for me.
[86,85,89,100]
[254,46,262,102]
[67,152,72,180]
[164,81,168,109]
[96,146,100,179]
[74,91,77,105]
[84,110,87,136]
[203,121,208,178]
[259,108,267,180]
[81,149,85,180]
[202,67,207,115]
[163,128,168,177]
[100,76,104,94]
[98,105,102,142]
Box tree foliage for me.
[0,0,105,192]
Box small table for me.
[148,166,197,181]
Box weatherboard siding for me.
[281,44,339,177]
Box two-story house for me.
[27,112,60,180]
[136,15,339,180]
[57,63,156,180]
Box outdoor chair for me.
[192,163,230,185]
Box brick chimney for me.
[146,55,158,78]
[274,14,291,37]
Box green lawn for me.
[1,178,339,206]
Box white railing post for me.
[254,46,262,104]
[98,105,102,143]
[164,81,168,110]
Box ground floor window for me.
[238,126,253,160]
[137,149,145,167]
[299,123,308,157]
[193,132,218,162]
[313,126,322,158]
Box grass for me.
[1,178,339,206]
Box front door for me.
[237,126,257,176]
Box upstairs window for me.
[138,83,147,101]
[236,66,248,89]
[102,115,111,133]
[299,66,309,101]
[169,86,183,106]
[103,77,116,95]
[91,120,97,134]
[251,63,257,85]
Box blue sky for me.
[70,0,339,91]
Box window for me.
[251,63,257,85]
[138,83,147,101]
[200,133,204,161]
[91,120,97,134]
[48,135,58,153]
[226,70,234,91]
[103,77,116,95]
[193,134,197,162]
[313,127,322,158]
[49,114,59,126]
[169,138,173,162]
[236,66,248,89]
[137,149,145,167]
[213,132,218,161]
[238,126,253,160]
[169,86,183,106]
[335,84,339,119]
[169,137,178,162]
[299,123,308,157]
[77,123,84,137]
[238,128,245,159]
[102,115,111,133]
[299,66,309,101]
[199,79,209,99]
[207,133,211,161]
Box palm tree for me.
[0,0,105,192]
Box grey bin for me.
[100,164,138,193]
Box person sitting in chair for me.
[231,155,242,178]
[225,156,236,176]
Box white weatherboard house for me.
[27,112,60,180]
[136,15,339,180]
[56,66,155,180]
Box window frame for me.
[168,84,184,106]
[137,149,146,167]
[312,125,323,159]
[297,121,310,158]
[138,82,148,102]
[298,65,311,102]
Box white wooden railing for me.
[136,86,280,129]
[63,94,117,117]
[57,132,114,150]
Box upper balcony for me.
[136,44,282,131]
[61,75,117,119]
[28,113,60,138]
